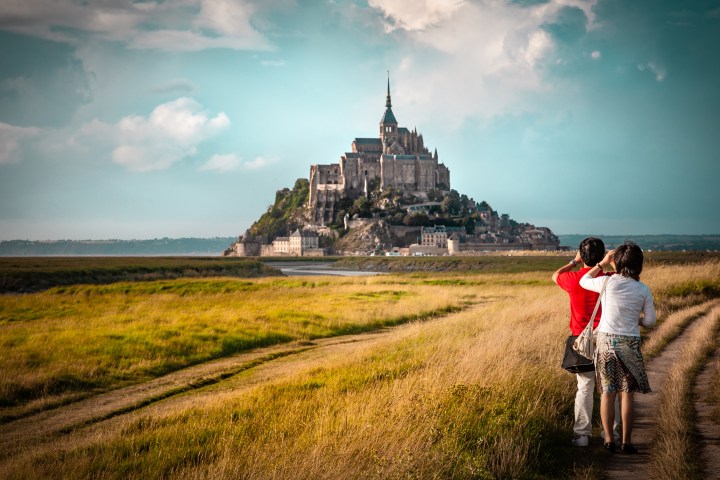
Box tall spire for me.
[386,71,392,108]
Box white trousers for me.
[574,371,620,437]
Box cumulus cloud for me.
[0,0,272,51]
[199,154,277,172]
[79,98,230,172]
[591,50,601,59]
[368,0,598,125]
[368,0,464,31]
[0,122,40,164]
[637,62,666,81]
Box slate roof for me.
[398,127,410,134]
[381,107,397,124]
[290,229,318,238]
[354,138,382,145]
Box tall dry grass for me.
[642,300,719,359]
[0,262,718,479]
[649,306,720,480]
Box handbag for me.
[561,275,609,373]
[562,335,594,373]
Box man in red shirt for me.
[553,237,619,447]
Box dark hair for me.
[614,241,643,280]
[578,237,605,266]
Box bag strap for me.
[586,275,609,333]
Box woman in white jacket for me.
[579,241,656,454]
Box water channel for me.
[265,261,386,277]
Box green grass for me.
[0,276,474,411]
[334,255,564,273]
[0,257,281,292]
[1,259,719,479]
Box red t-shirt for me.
[556,267,606,336]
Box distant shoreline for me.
[1,234,719,256]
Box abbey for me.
[308,79,450,224]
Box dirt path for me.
[0,329,400,457]
[693,337,720,480]
[605,305,719,479]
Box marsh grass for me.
[649,306,720,480]
[0,276,477,414]
[1,261,719,479]
[0,257,280,293]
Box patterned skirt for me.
[595,332,651,394]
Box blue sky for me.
[1,0,718,240]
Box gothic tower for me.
[379,75,398,153]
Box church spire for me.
[386,71,392,108]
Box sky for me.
[1,0,719,240]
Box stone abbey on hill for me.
[309,79,450,225]
[225,78,561,257]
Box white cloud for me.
[0,0,272,51]
[199,154,278,172]
[637,62,666,82]
[78,98,230,172]
[243,156,277,170]
[368,0,598,126]
[0,123,40,164]
[368,0,463,31]
[200,153,243,172]
[591,50,601,59]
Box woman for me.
[579,241,656,454]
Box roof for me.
[290,229,318,238]
[354,138,382,145]
[421,225,447,234]
[380,107,397,124]
[398,127,410,134]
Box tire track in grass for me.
[0,303,475,458]
[605,303,719,479]
[692,326,720,479]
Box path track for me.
[693,334,720,479]
[0,330,397,457]
[605,301,720,479]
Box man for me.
[553,237,619,447]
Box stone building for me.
[272,236,290,254]
[289,229,319,255]
[309,79,450,225]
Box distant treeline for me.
[558,234,720,251]
[0,237,236,256]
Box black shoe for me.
[603,442,616,453]
[620,443,638,454]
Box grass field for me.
[0,277,476,417]
[1,256,719,479]
[0,257,281,293]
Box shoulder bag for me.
[561,275,609,373]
